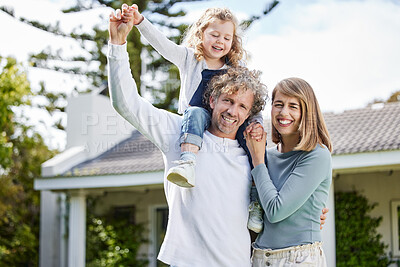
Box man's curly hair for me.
[203,66,268,117]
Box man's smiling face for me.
[208,89,254,139]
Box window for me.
[391,200,400,257]
[113,205,136,224]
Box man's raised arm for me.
[107,6,181,152]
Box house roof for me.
[64,102,400,177]
[64,130,164,177]
[324,102,400,154]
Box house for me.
[34,92,400,267]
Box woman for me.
[246,77,332,266]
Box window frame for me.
[391,200,400,257]
[149,204,169,267]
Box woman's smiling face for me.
[271,91,302,139]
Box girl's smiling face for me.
[202,19,234,63]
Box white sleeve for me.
[107,42,181,153]
[248,112,264,126]
[136,17,188,69]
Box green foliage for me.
[0,57,30,169]
[0,57,56,266]
[335,191,392,266]
[86,213,149,266]
[387,91,400,103]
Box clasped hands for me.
[109,3,143,45]
[244,122,267,167]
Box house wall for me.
[334,169,400,260]
[93,187,166,222]
[66,93,134,157]
[90,187,167,262]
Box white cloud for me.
[246,0,400,112]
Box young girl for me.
[120,4,264,232]
[246,78,332,266]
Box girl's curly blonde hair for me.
[182,7,246,67]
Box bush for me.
[86,207,149,266]
[335,191,392,266]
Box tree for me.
[0,56,56,266]
[335,191,392,266]
[1,1,279,116]
[370,90,400,105]
[387,90,400,103]
[0,56,29,169]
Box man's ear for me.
[209,95,216,110]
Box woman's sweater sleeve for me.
[251,147,331,223]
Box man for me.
[108,7,267,267]
[107,7,329,267]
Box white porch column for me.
[322,182,336,266]
[59,193,68,267]
[68,191,87,267]
[39,191,61,267]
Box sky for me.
[1,0,400,149]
